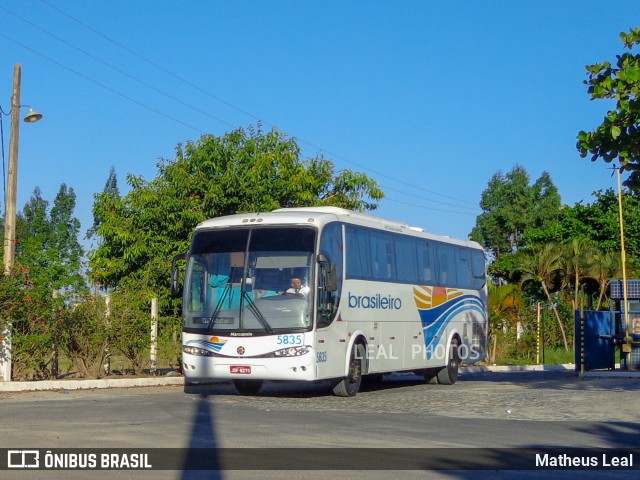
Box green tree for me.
[16,184,85,293]
[527,188,640,273]
[9,184,85,379]
[89,126,383,304]
[87,166,119,243]
[577,28,640,189]
[471,166,561,264]
[49,184,85,292]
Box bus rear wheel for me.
[415,368,439,384]
[332,343,365,397]
[436,338,460,385]
[233,379,263,395]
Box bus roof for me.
[195,207,482,250]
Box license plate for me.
[230,365,251,374]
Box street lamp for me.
[0,64,43,382]
[23,108,43,124]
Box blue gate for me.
[575,311,615,371]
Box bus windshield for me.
[183,227,316,334]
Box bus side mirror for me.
[170,252,187,297]
[325,264,338,292]
[318,254,338,292]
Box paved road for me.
[0,370,639,479]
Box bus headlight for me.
[273,346,310,357]
[183,345,215,357]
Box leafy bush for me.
[0,270,58,380]
[58,294,108,378]
[107,288,152,375]
[158,315,182,372]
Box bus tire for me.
[332,342,365,397]
[436,338,460,385]
[416,368,439,384]
[233,379,263,395]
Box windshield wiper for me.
[208,283,232,330]
[241,291,274,334]
[208,284,273,334]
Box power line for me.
[36,0,480,209]
[39,0,262,124]
[7,1,481,212]
[380,183,480,211]
[0,4,237,130]
[383,197,478,216]
[0,33,206,134]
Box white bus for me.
[172,207,487,396]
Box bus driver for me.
[283,277,310,297]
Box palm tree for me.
[488,283,523,363]
[517,243,569,351]
[562,237,596,311]
[589,250,621,310]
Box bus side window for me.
[394,236,419,283]
[417,240,433,284]
[371,240,394,281]
[471,249,486,289]
[423,268,432,281]
[436,243,456,287]
[346,226,370,279]
[456,248,472,289]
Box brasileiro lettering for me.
[348,292,402,310]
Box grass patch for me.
[495,347,575,366]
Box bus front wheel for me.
[436,338,460,385]
[332,343,365,397]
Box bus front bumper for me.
[182,353,316,382]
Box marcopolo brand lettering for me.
[348,293,402,310]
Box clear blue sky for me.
[1,1,639,251]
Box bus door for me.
[314,254,347,380]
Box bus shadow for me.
[183,376,430,397]
[184,380,334,398]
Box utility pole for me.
[0,65,22,382]
[3,64,21,275]
[0,65,42,382]
[616,167,633,362]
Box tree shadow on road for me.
[180,393,223,480]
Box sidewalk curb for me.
[1,364,639,393]
[461,363,640,378]
[0,375,185,392]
